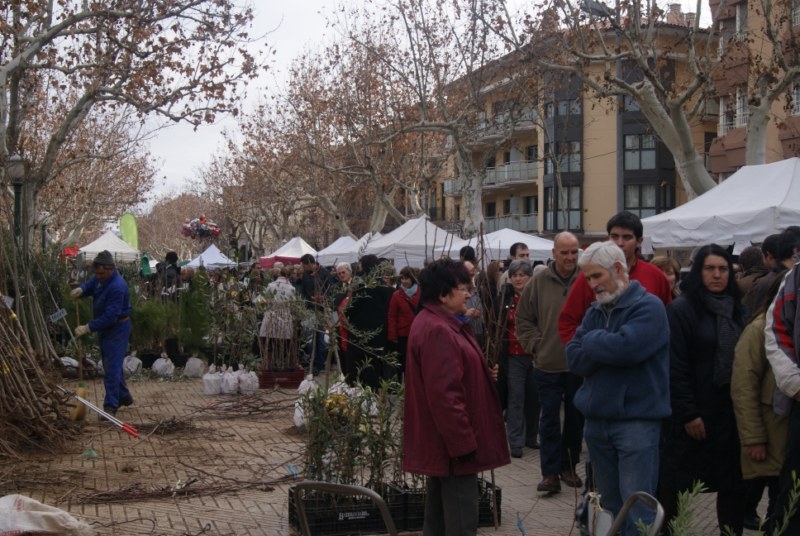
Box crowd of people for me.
[72,212,800,535]
[400,212,800,536]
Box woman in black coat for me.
[661,244,746,536]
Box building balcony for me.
[484,161,538,189]
[717,119,735,137]
[485,213,538,233]
[468,109,539,145]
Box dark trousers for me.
[99,320,132,410]
[533,368,584,476]
[764,400,800,534]
[423,473,478,536]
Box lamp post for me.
[6,154,25,243]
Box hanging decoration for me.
[181,215,221,240]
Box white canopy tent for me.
[78,230,140,264]
[315,236,356,266]
[316,233,381,266]
[259,237,317,268]
[362,216,457,268]
[436,228,555,263]
[186,244,237,270]
[642,158,800,249]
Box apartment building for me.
[709,0,800,175]
[437,0,800,242]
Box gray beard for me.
[595,276,627,304]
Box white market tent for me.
[315,236,356,266]
[436,228,555,263]
[78,230,140,264]
[259,237,317,268]
[642,158,800,248]
[316,233,382,266]
[186,244,238,270]
[363,216,457,268]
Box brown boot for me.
[560,470,583,488]
[537,475,562,493]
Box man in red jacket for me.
[558,211,671,344]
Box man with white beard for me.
[565,241,671,536]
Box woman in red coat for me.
[403,258,510,535]
[387,266,420,378]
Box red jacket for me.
[387,287,420,341]
[558,259,672,345]
[403,303,510,477]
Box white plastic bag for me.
[182,356,206,378]
[293,377,320,428]
[0,494,93,535]
[202,371,222,395]
[123,354,142,376]
[239,371,259,394]
[152,354,175,377]
[220,370,239,394]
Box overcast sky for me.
[145,0,709,202]
[146,1,333,198]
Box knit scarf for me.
[701,291,741,387]
[403,283,418,298]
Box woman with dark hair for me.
[403,258,509,535]
[387,266,420,378]
[497,259,539,457]
[662,244,747,536]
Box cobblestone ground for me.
[0,376,765,535]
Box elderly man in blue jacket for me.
[565,241,670,536]
[71,250,134,416]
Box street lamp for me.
[6,154,25,243]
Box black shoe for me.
[510,448,523,458]
[743,512,762,531]
[120,396,134,407]
[526,439,540,449]
[102,406,118,419]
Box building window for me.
[486,155,496,169]
[624,184,657,218]
[485,201,496,218]
[624,134,657,170]
[525,145,538,162]
[503,199,511,214]
[792,85,800,116]
[544,185,581,231]
[622,95,641,112]
[545,141,582,174]
[718,95,735,136]
[736,88,749,127]
[524,195,538,214]
[794,0,800,27]
[504,151,512,165]
[735,3,748,36]
[557,98,582,115]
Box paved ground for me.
[0,376,765,535]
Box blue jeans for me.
[506,354,539,450]
[533,368,584,476]
[584,418,660,536]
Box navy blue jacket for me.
[566,280,671,421]
[80,270,132,333]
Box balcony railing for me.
[470,109,539,141]
[793,100,800,116]
[444,179,458,196]
[485,213,538,233]
[793,6,800,27]
[485,161,538,187]
[718,119,735,137]
[735,112,749,128]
